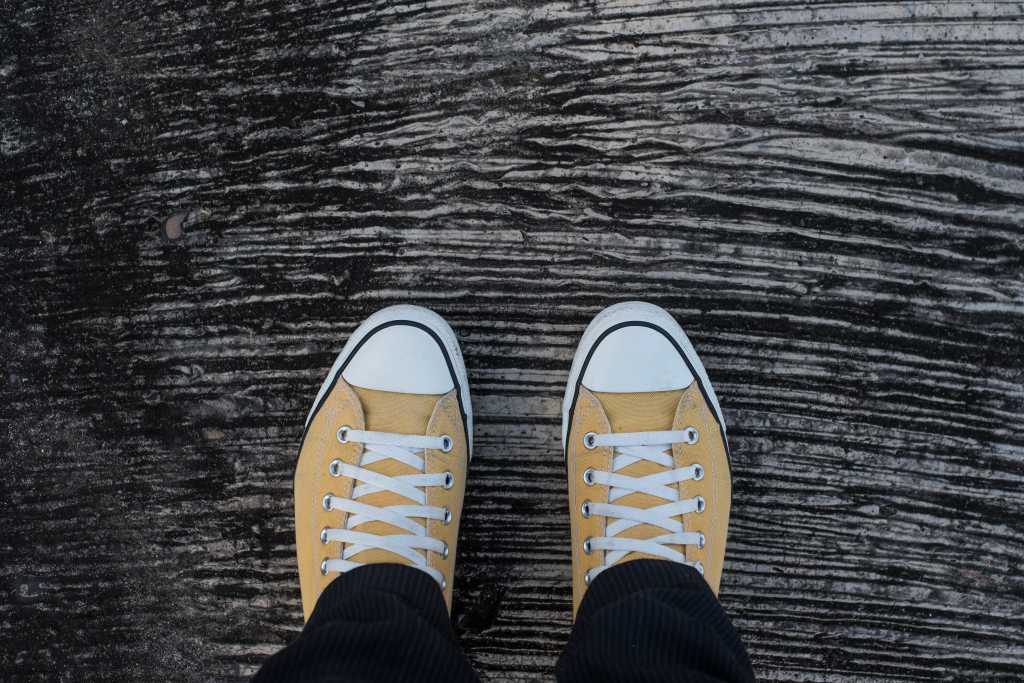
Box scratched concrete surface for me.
[2,1,1023,681]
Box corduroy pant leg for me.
[254,564,479,683]
[556,559,755,683]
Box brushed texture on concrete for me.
[2,0,1023,680]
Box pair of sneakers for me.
[294,302,730,620]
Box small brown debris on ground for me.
[161,207,206,241]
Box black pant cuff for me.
[578,558,709,620]
[308,563,451,634]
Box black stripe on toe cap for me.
[296,320,471,475]
[564,321,731,467]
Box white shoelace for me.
[321,427,454,588]
[581,427,706,584]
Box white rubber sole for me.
[561,301,725,451]
[305,304,474,457]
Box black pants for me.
[254,560,755,682]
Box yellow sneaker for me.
[562,302,731,617]
[294,305,472,620]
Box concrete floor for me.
[2,0,1023,680]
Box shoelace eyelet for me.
[582,538,593,554]
[697,532,706,549]
[692,464,704,481]
[440,541,449,559]
[336,425,350,443]
[581,500,592,518]
[583,432,598,449]
[443,507,452,525]
[322,493,334,511]
[441,577,447,591]
[320,559,329,575]
[684,427,699,445]
[443,471,455,489]
[582,468,596,486]
[695,496,706,513]
[320,528,329,544]
[328,459,343,477]
[694,561,704,576]
[440,435,453,453]
[584,571,592,585]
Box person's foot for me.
[294,305,472,619]
[562,302,731,616]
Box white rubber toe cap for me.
[305,305,473,455]
[582,325,695,392]
[342,322,455,394]
[562,301,725,450]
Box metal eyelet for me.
[322,493,334,511]
[584,572,592,586]
[694,561,705,576]
[583,538,593,554]
[692,464,704,481]
[440,541,449,559]
[582,468,596,486]
[684,427,699,445]
[695,496,706,513]
[443,471,455,489]
[320,528,329,544]
[441,577,447,591]
[581,501,592,518]
[583,432,598,449]
[440,435,453,453]
[697,532,706,549]
[328,459,343,477]
[443,507,452,525]
[320,559,329,575]
[336,425,350,443]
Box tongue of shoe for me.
[344,385,445,568]
[591,389,687,565]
